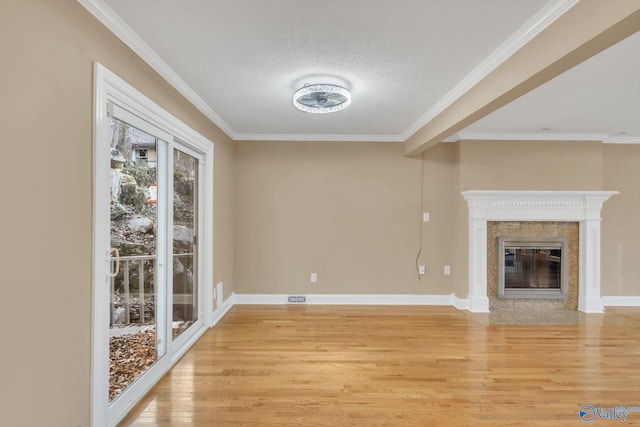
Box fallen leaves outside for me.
[109,328,157,401]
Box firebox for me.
[497,236,569,299]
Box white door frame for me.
[91,63,214,427]
[169,142,206,353]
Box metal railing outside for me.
[109,254,193,327]
[110,255,156,326]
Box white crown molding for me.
[233,133,405,142]
[602,136,640,144]
[441,134,461,143]
[455,131,610,142]
[77,0,237,140]
[440,132,640,144]
[401,0,579,141]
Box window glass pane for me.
[108,117,159,402]
[172,149,198,340]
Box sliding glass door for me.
[93,65,214,427]
[107,115,168,403]
[107,119,208,402]
[172,148,200,342]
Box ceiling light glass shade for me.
[293,84,351,114]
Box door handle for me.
[109,247,120,278]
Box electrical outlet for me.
[444,265,451,275]
[418,265,426,275]
[423,212,430,222]
[310,273,318,283]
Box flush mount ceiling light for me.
[293,84,351,114]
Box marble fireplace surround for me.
[462,191,618,313]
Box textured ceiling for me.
[93,0,639,143]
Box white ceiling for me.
[89,0,639,143]
[461,30,640,143]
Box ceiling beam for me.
[404,0,640,157]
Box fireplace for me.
[497,236,568,300]
[488,221,577,311]
[462,191,618,313]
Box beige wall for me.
[0,1,234,426]
[2,2,639,426]
[602,144,640,296]
[234,139,639,303]
[420,142,459,293]
[234,141,458,295]
[450,142,469,297]
[213,131,236,301]
[458,140,604,191]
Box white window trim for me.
[92,63,214,427]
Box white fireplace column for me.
[462,191,618,313]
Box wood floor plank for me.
[120,306,640,426]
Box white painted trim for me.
[210,295,235,327]
[467,216,491,313]
[442,134,460,143]
[409,132,640,144]
[455,131,610,142]
[233,294,291,305]
[602,136,640,144]
[462,190,619,314]
[91,62,111,427]
[402,0,579,140]
[451,295,469,310]
[233,293,457,306]
[602,296,640,307]
[233,133,405,143]
[202,142,215,328]
[77,0,236,140]
[92,63,215,427]
[308,294,454,305]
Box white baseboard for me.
[209,294,234,327]
[602,296,640,307]
[232,294,290,304]
[232,293,459,306]
[452,295,469,310]
[217,293,640,311]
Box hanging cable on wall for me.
[415,152,425,280]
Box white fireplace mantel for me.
[462,190,618,313]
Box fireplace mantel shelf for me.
[462,190,619,313]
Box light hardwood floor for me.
[120,305,640,426]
